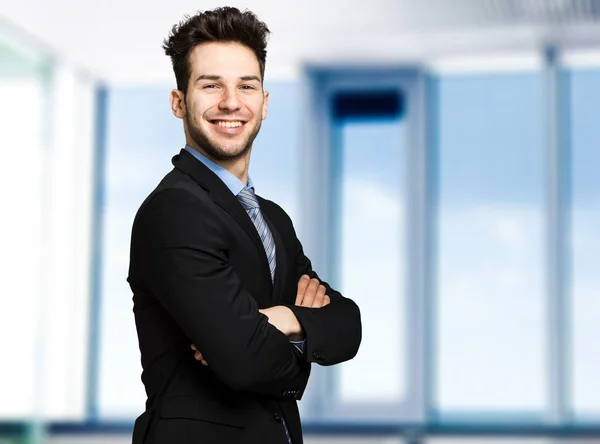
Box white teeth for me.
[215,121,243,128]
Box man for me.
[128,7,362,444]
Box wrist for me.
[283,306,303,337]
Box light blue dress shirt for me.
[183,145,305,354]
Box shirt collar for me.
[184,145,254,196]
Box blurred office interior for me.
[0,0,599,443]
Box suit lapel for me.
[172,149,272,285]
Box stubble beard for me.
[186,112,262,162]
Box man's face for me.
[182,42,268,161]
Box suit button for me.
[282,389,297,398]
[274,413,283,422]
[312,351,326,362]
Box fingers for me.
[300,278,320,307]
[194,350,208,366]
[296,275,331,308]
[312,284,327,308]
[295,275,310,305]
[191,344,207,366]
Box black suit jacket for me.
[128,149,362,444]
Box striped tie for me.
[238,188,291,443]
[237,187,276,283]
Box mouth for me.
[209,119,247,134]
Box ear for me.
[170,89,186,119]
[262,90,269,121]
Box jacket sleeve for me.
[133,188,310,398]
[286,238,362,366]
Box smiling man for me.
[127,7,362,444]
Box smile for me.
[209,119,246,135]
[211,120,245,128]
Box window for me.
[98,87,181,418]
[0,33,93,420]
[434,73,547,415]
[332,91,407,403]
[569,68,600,419]
[0,38,47,419]
[301,72,425,422]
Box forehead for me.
[189,42,261,79]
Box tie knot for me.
[237,187,260,210]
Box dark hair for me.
[162,7,270,95]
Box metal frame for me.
[544,46,573,426]
[423,72,440,425]
[40,421,600,440]
[86,85,109,420]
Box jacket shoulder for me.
[135,169,210,216]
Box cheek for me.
[190,107,210,126]
[186,97,210,121]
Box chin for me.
[211,144,250,160]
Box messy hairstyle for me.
[162,6,270,95]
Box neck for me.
[187,142,251,185]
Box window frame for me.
[300,67,430,423]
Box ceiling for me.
[1,0,599,84]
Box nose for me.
[218,88,241,112]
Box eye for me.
[240,85,255,90]
[203,84,218,89]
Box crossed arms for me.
[132,188,361,398]
[192,274,331,365]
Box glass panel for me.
[98,87,175,418]
[335,118,407,403]
[0,40,47,418]
[435,73,547,413]
[0,29,94,420]
[42,65,95,420]
[569,69,600,419]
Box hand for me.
[191,344,208,366]
[296,274,330,308]
[259,306,303,337]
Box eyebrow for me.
[195,74,261,83]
